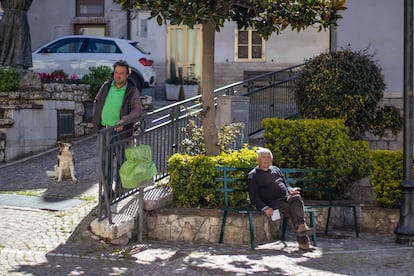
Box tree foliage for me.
[115,0,346,38]
[114,0,347,155]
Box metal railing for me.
[97,63,304,223]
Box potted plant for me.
[165,76,182,100]
[182,74,199,99]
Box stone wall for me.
[146,208,281,245]
[144,205,400,247]
[0,83,93,162]
[361,206,400,235]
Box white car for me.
[31,35,156,90]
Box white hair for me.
[257,147,273,159]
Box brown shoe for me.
[298,243,316,252]
[296,224,315,237]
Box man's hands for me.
[263,187,301,217]
[289,187,301,195]
[115,119,125,132]
[264,208,273,217]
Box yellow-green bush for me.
[371,150,404,208]
[262,118,370,199]
[167,146,257,207]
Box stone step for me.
[90,214,135,245]
[90,184,174,245]
[144,185,174,211]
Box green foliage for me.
[296,49,401,139]
[0,66,19,91]
[166,74,199,85]
[183,74,199,85]
[167,146,257,207]
[165,76,182,85]
[180,119,244,155]
[115,0,346,39]
[262,118,370,199]
[370,150,404,208]
[81,66,112,99]
[370,105,403,137]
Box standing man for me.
[92,60,143,200]
[247,148,315,251]
[92,59,143,134]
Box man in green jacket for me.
[92,59,143,134]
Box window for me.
[81,39,121,54]
[235,28,265,62]
[93,39,121,53]
[75,25,105,36]
[45,38,85,53]
[166,25,202,81]
[76,0,104,17]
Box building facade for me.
[27,0,330,99]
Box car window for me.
[82,39,122,54]
[130,42,149,55]
[45,38,84,53]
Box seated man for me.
[247,148,315,251]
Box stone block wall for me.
[0,83,93,162]
[146,208,282,245]
[144,206,400,247]
[361,206,400,235]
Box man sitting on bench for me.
[247,148,315,251]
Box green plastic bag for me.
[119,145,157,189]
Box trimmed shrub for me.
[371,150,404,208]
[167,146,257,208]
[370,105,402,137]
[296,49,401,139]
[262,118,370,199]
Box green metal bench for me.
[215,166,317,250]
[280,168,359,238]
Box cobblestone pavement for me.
[1,129,414,275]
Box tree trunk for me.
[201,19,220,156]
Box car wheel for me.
[129,72,143,91]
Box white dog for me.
[46,141,77,182]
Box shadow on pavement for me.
[0,135,99,204]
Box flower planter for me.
[165,84,182,100]
[183,84,199,99]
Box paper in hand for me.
[271,209,281,221]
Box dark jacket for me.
[247,165,292,211]
[92,79,143,133]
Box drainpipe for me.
[329,26,337,53]
[126,9,131,40]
